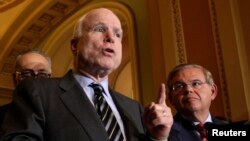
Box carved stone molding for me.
[209,0,231,121]
[1,0,89,74]
[0,0,136,103]
[171,0,187,64]
[0,0,24,12]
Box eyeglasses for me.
[172,80,208,93]
[15,69,51,79]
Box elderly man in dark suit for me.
[0,8,173,141]
[0,49,51,127]
[166,64,228,141]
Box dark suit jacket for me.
[168,113,228,141]
[0,71,149,141]
[0,104,9,127]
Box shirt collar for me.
[73,72,109,94]
[193,113,212,125]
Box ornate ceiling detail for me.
[0,0,24,12]
[1,0,90,74]
[0,0,133,102]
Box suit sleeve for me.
[0,78,45,141]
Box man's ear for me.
[71,38,78,55]
[211,83,218,100]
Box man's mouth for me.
[184,96,199,102]
[103,48,115,56]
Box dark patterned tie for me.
[195,123,208,141]
[89,83,124,141]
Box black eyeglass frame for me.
[15,69,51,80]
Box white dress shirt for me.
[74,73,127,140]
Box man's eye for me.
[177,84,184,88]
[93,26,105,32]
[37,73,49,78]
[115,33,122,38]
[115,33,120,38]
[192,81,201,86]
[21,71,33,76]
[175,83,184,89]
[22,73,32,77]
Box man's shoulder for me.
[212,116,230,125]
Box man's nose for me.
[184,84,194,93]
[104,31,114,43]
[34,71,39,78]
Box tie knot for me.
[196,123,205,129]
[89,83,104,94]
[195,123,207,133]
[195,123,208,141]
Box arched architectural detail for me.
[0,0,139,103]
[0,0,24,12]
[171,0,187,64]
[208,0,231,121]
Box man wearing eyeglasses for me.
[0,8,173,141]
[166,63,228,141]
[0,49,52,127]
[13,49,52,85]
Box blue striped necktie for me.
[89,83,124,141]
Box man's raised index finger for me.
[157,83,167,105]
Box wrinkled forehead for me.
[173,67,205,81]
[83,8,122,29]
[18,53,50,69]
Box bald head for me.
[13,50,52,86]
[72,8,122,39]
[71,8,123,81]
[16,53,51,71]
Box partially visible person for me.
[12,49,52,85]
[166,63,228,141]
[0,49,52,127]
[0,8,173,141]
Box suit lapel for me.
[59,71,109,141]
[172,113,201,141]
[110,90,146,141]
